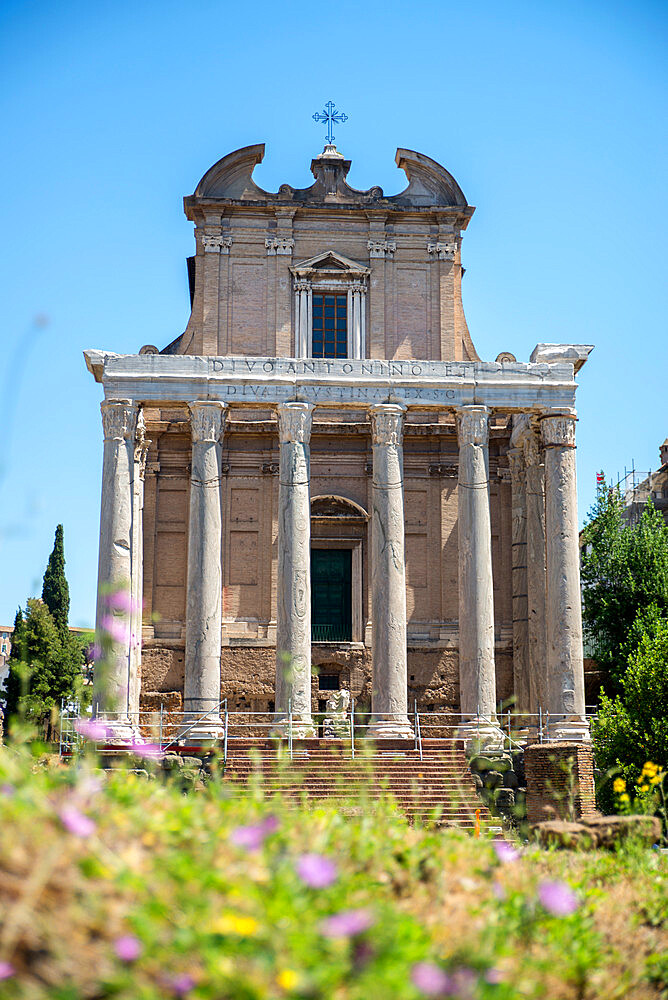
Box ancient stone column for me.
[183,401,227,740]
[275,402,315,736]
[507,443,529,717]
[522,420,548,720]
[540,411,589,741]
[456,405,500,743]
[128,410,150,723]
[368,403,413,739]
[93,399,138,738]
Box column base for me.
[546,716,591,743]
[178,713,225,745]
[367,716,415,740]
[456,717,505,753]
[271,715,316,739]
[96,717,143,745]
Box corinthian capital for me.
[101,400,137,441]
[456,406,490,447]
[189,401,227,443]
[202,233,232,254]
[541,412,577,449]
[277,402,314,444]
[511,413,541,467]
[134,409,151,475]
[370,404,405,447]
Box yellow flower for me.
[642,762,658,776]
[278,969,300,990]
[650,775,662,786]
[619,793,630,804]
[211,913,259,936]
[613,778,626,794]
[640,784,650,793]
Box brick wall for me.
[525,742,597,823]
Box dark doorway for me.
[311,549,352,641]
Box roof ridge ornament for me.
[312,100,348,147]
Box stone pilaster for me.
[368,403,413,739]
[521,419,548,719]
[508,443,529,716]
[183,401,227,741]
[276,402,315,735]
[128,409,150,721]
[456,405,500,745]
[94,399,138,739]
[540,411,589,741]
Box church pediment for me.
[291,251,370,277]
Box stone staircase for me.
[221,738,493,829]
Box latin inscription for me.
[208,357,475,379]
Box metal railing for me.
[59,703,599,762]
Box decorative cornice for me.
[202,234,232,254]
[427,240,458,261]
[370,404,405,447]
[265,237,294,256]
[456,406,490,447]
[188,400,227,443]
[277,402,314,444]
[101,400,137,442]
[367,239,396,259]
[541,412,577,449]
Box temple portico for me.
[86,349,591,744]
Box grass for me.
[0,741,666,999]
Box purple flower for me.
[538,880,579,916]
[485,968,505,984]
[59,805,96,837]
[101,615,130,645]
[75,718,110,741]
[0,961,14,980]
[230,815,278,851]
[1,784,14,797]
[130,742,162,761]
[106,590,139,613]
[296,853,337,888]
[411,961,453,996]
[162,972,196,996]
[320,908,374,938]
[89,642,102,661]
[492,880,506,900]
[114,935,142,962]
[493,839,520,863]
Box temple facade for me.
[86,141,593,742]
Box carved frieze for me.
[277,402,314,444]
[429,463,458,477]
[262,462,279,476]
[427,241,458,261]
[188,401,227,443]
[367,239,396,259]
[265,237,295,256]
[202,234,232,254]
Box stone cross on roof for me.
[312,101,348,145]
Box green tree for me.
[5,599,85,738]
[41,524,70,634]
[581,483,668,695]
[592,603,668,812]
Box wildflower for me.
[320,908,374,938]
[75,718,110,741]
[411,961,453,995]
[277,969,300,990]
[101,615,130,645]
[1,784,14,797]
[130,742,162,761]
[212,914,259,936]
[296,853,337,888]
[106,590,139,613]
[493,839,520,863]
[0,962,14,980]
[89,642,103,661]
[163,972,196,996]
[485,968,505,984]
[650,774,662,786]
[114,935,142,961]
[642,761,658,776]
[612,777,626,794]
[640,784,650,793]
[59,805,96,837]
[620,793,630,804]
[230,815,278,851]
[538,880,579,916]
[492,880,506,900]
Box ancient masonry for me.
[85,141,593,745]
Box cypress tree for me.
[42,524,70,634]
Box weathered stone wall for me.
[524,743,597,823]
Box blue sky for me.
[0,0,666,627]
